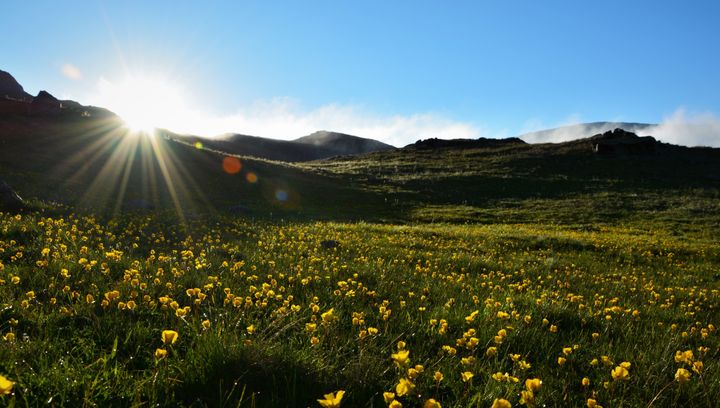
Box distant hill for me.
[184,133,338,162]
[294,130,395,155]
[519,122,654,143]
[0,70,114,118]
[182,130,394,163]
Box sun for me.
[95,75,187,134]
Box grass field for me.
[1,209,718,407]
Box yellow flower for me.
[395,378,414,396]
[434,371,444,382]
[491,372,504,382]
[465,310,479,323]
[562,347,572,355]
[675,368,691,384]
[175,307,189,318]
[155,348,168,359]
[161,329,178,345]
[491,398,512,408]
[317,390,344,408]
[202,319,211,330]
[486,346,497,357]
[3,333,15,342]
[367,327,379,335]
[525,378,542,392]
[310,336,320,345]
[611,366,629,381]
[692,361,703,374]
[247,324,255,334]
[586,398,598,408]
[461,371,474,382]
[0,374,13,395]
[383,392,395,404]
[520,390,534,405]
[674,350,693,364]
[461,356,475,366]
[389,401,403,408]
[321,308,335,323]
[392,349,410,367]
[423,399,441,408]
[557,357,566,366]
[582,377,590,386]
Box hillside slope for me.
[301,129,720,225]
[0,112,393,220]
[183,130,394,163]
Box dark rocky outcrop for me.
[320,239,340,249]
[0,180,25,212]
[0,70,32,101]
[591,128,657,155]
[407,137,527,150]
[29,90,62,115]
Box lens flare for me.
[222,156,242,174]
[275,190,289,202]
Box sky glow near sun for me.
[91,75,193,133]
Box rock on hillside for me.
[407,137,526,150]
[591,128,658,155]
[29,90,62,115]
[0,70,32,101]
[0,179,25,212]
[294,131,395,155]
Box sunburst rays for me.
[48,118,214,223]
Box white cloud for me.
[201,101,484,147]
[639,109,720,147]
[61,63,82,80]
[87,75,485,146]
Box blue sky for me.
[2,1,720,145]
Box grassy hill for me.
[1,111,719,231]
[0,113,396,221]
[173,130,394,163]
[299,131,720,228]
